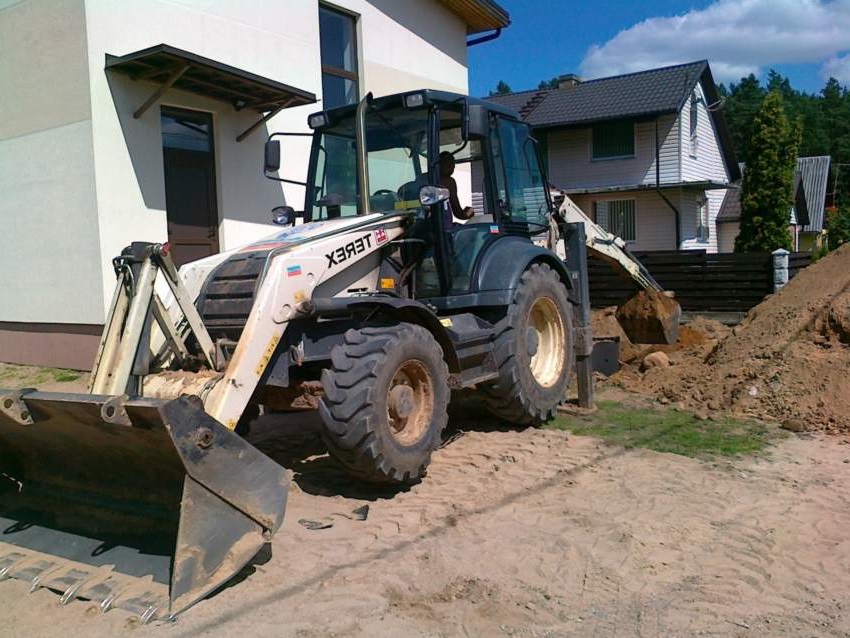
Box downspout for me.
[466,28,502,47]
[355,93,372,215]
[655,117,681,248]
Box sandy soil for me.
[2,402,850,637]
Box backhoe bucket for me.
[0,391,289,621]
[615,289,681,345]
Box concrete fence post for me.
[772,248,790,292]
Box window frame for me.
[319,3,360,108]
[593,198,636,242]
[689,92,699,158]
[695,195,709,242]
[591,119,635,161]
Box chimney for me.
[557,73,581,89]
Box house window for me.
[592,120,634,159]
[594,199,636,241]
[696,196,709,241]
[689,92,700,157]
[319,5,359,108]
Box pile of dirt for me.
[619,244,850,434]
[591,308,727,367]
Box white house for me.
[0,0,509,368]
[486,61,740,253]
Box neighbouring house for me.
[0,0,509,368]
[485,60,740,253]
[716,156,832,252]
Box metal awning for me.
[563,181,734,196]
[105,44,316,141]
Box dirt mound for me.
[623,244,850,433]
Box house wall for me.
[0,0,470,367]
[0,0,103,326]
[546,113,678,191]
[571,190,678,251]
[680,83,729,184]
[717,221,740,253]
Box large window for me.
[319,5,359,108]
[592,120,634,159]
[307,106,429,220]
[494,118,549,227]
[594,199,636,241]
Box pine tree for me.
[489,80,513,96]
[735,90,800,253]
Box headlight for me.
[308,112,328,129]
[419,185,450,206]
[404,92,425,109]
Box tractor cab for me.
[265,90,555,302]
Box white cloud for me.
[579,0,850,86]
[821,53,850,84]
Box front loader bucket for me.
[0,391,289,621]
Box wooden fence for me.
[588,250,813,312]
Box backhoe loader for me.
[0,90,589,621]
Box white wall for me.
[547,114,678,191]
[680,83,729,184]
[0,0,105,324]
[82,0,469,322]
[571,190,678,252]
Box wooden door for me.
[161,108,220,267]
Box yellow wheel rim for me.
[528,297,566,387]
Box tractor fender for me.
[475,235,572,294]
[313,297,462,372]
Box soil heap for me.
[620,244,850,433]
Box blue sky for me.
[468,0,850,97]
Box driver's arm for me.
[443,176,474,221]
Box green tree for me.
[722,74,766,161]
[538,76,560,89]
[735,90,800,252]
[825,204,850,247]
[489,80,513,96]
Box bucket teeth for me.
[0,392,289,621]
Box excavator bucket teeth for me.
[0,391,289,621]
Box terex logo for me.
[326,234,372,268]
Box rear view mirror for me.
[419,185,450,206]
[271,205,297,226]
[264,139,281,173]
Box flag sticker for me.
[374,228,388,244]
[489,225,500,234]
[287,265,302,277]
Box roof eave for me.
[438,0,511,34]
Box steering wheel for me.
[372,189,399,200]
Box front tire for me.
[319,324,450,484]
[480,262,574,424]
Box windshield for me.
[308,107,430,220]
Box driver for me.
[439,152,475,222]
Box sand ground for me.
[2,398,849,637]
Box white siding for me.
[680,83,729,183]
[717,221,739,253]
[547,114,678,191]
[571,190,677,251]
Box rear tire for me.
[479,262,574,425]
[319,324,450,484]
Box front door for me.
[161,108,220,267]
